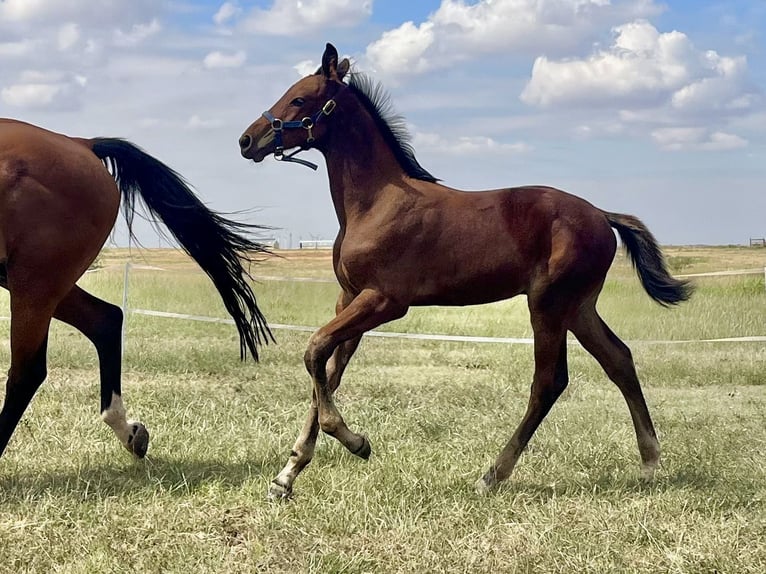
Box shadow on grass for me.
[484,463,730,502]
[0,452,286,503]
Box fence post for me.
[121,261,131,358]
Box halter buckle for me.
[322,100,336,116]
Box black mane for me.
[347,73,438,183]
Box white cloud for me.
[651,127,748,151]
[243,0,372,36]
[113,19,161,47]
[670,51,748,112]
[366,21,435,80]
[1,69,87,109]
[1,83,62,107]
[0,0,66,22]
[520,20,755,117]
[187,115,225,130]
[0,0,160,27]
[413,130,532,156]
[521,21,691,107]
[700,131,748,151]
[0,41,35,58]
[57,23,80,51]
[107,55,194,79]
[203,50,247,69]
[294,59,319,77]
[365,0,664,78]
[572,121,626,139]
[213,2,242,25]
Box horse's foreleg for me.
[269,335,362,499]
[269,288,404,499]
[476,320,569,493]
[53,286,149,458]
[307,290,404,451]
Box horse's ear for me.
[321,43,339,78]
[336,58,350,81]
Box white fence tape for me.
[2,265,762,346]
[130,308,766,345]
[123,263,766,346]
[676,268,764,278]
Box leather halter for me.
[261,99,337,170]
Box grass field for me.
[0,246,764,573]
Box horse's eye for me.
[290,97,305,107]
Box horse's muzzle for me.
[239,130,274,162]
[238,133,253,156]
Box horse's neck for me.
[321,104,405,229]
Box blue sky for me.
[1,0,764,246]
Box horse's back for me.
[443,183,617,261]
[449,183,618,299]
[0,119,103,180]
[492,185,618,302]
[347,181,619,306]
[0,119,119,285]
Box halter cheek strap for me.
[262,99,337,170]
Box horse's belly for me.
[410,275,526,307]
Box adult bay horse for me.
[0,118,271,460]
[239,43,692,499]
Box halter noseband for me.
[261,99,337,170]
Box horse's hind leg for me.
[571,303,660,481]
[476,314,569,493]
[53,286,149,458]
[0,295,53,458]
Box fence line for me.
[130,308,766,345]
[7,264,761,345]
[675,268,764,278]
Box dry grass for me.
[0,245,764,573]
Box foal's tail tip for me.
[604,211,694,307]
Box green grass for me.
[0,247,764,573]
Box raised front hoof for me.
[351,435,372,460]
[127,422,149,458]
[267,480,293,501]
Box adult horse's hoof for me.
[127,422,149,458]
[351,435,372,460]
[639,461,658,483]
[267,480,293,501]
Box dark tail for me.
[604,211,693,306]
[90,137,273,360]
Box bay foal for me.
[239,44,691,498]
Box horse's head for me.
[239,43,350,165]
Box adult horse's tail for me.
[89,137,273,360]
[604,211,693,306]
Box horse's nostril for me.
[239,134,252,151]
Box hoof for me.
[474,470,498,495]
[474,476,494,496]
[640,462,658,483]
[351,435,372,460]
[267,480,293,501]
[127,422,149,458]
